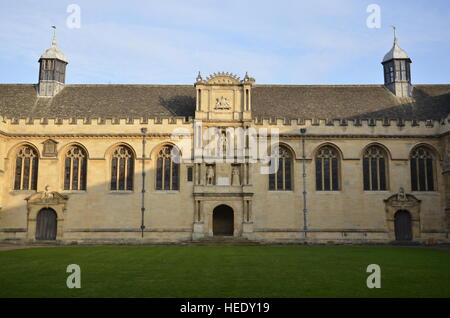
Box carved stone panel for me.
[42,139,58,157]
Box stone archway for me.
[384,189,421,241]
[25,187,68,241]
[213,205,234,236]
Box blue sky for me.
[1,0,449,85]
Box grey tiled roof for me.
[0,83,448,120]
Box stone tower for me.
[37,29,68,97]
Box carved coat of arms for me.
[215,96,231,110]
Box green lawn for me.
[0,245,449,298]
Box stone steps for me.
[186,236,262,246]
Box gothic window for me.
[410,147,435,191]
[14,145,39,190]
[156,145,180,191]
[111,146,134,191]
[64,146,87,191]
[363,146,388,191]
[269,146,292,191]
[315,146,339,191]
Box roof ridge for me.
[64,84,194,87]
[255,84,386,88]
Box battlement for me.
[0,115,447,137]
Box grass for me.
[0,245,449,298]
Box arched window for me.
[64,146,87,191]
[410,147,435,191]
[315,146,339,191]
[269,146,292,191]
[156,145,180,190]
[363,146,388,191]
[111,145,134,191]
[14,145,39,190]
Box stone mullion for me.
[77,157,82,191]
[20,157,25,190]
[69,157,74,191]
[124,156,128,190]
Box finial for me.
[51,26,57,46]
[390,25,397,43]
[196,71,203,82]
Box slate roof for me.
[0,83,448,120]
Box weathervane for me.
[390,25,397,42]
[51,25,57,45]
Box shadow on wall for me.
[0,147,195,241]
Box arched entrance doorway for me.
[394,210,412,241]
[213,205,234,236]
[36,208,57,240]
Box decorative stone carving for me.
[42,139,58,157]
[205,72,241,84]
[397,187,407,201]
[41,185,54,202]
[215,96,231,110]
[26,187,68,207]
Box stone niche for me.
[194,72,254,122]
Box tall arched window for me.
[156,145,180,190]
[410,147,435,191]
[269,146,292,191]
[14,145,39,190]
[111,145,134,191]
[315,146,340,191]
[64,145,87,191]
[363,146,388,191]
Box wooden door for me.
[36,208,57,240]
[394,210,412,241]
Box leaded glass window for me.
[64,146,87,191]
[410,147,435,191]
[315,146,339,191]
[363,146,388,191]
[111,146,134,191]
[269,146,292,191]
[156,145,180,191]
[14,146,39,190]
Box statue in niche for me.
[206,165,215,185]
[217,130,227,157]
[231,166,240,186]
[397,187,407,201]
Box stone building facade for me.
[0,34,449,244]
